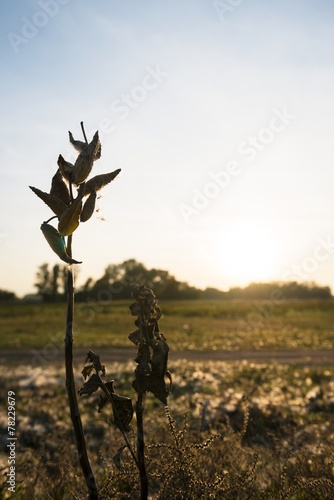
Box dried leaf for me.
[112,445,127,471]
[78,373,101,396]
[84,351,105,376]
[129,302,141,316]
[132,374,169,405]
[29,186,68,217]
[98,395,108,413]
[135,360,152,377]
[50,170,71,206]
[80,191,97,222]
[57,155,74,182]
[81,364,94,380]
[58,197,83,236]
[128,329,141,345]
[40,223,82,264]
[112,394,133,432]
[98,381,133,432]
[151,337,169,377]
[83,169,121,195]
[166,370,173,393]
[73,131,101,185]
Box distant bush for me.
[0,289,17,301]
[226,281,332,300]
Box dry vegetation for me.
[1,357,334,498]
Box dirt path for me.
[1,348,334,366]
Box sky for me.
[1,0,334,297]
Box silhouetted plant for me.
[78,283,172,499]
[30,122,120,499]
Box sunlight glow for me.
[218,221,281,286]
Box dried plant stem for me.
[81,121,88,144]
[136,387,148,500]
[65,234,98,499]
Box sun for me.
[217,221,281,286]
[194,219,282,289]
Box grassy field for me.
[1,298,334,351]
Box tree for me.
[0,289,17,301]
[76,259,202,301]
[34,263,66,301]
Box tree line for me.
[33,259,333,302]
[1,259,332,302]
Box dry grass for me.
[1,359,333,498]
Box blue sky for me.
[1,0,334,296]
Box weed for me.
[30,122,120,498]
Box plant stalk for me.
[136,387,148,500]
[65,234,98,499]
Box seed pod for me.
[68,131,87,153]
[69,131,101,159]
[58,196,83,236]
[73,131,101,185]
[83,169,121,196]
[50,170,71,206]
[80,191,97,222]
[29,186,68,217]
[40,223,82,264]
[57,155,74,182]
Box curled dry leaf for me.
[40,223,82,264]
[57,155,74,182]
[80,191,97,222]
[73,131,101,185]
[81,364,95,380]
[50,170,71,206]
[83,169,121,196]
[128,329,141,345]
[84,351,106,376]
[58,197,83,236]
[29,186,68,217]
[78,373,101,396]
[112,445,127,471]
[97,381,133,432]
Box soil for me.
[1,347,334,366]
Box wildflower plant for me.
[78,283,172,499]
[30,122,120,499]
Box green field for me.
[1,298,334,351]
